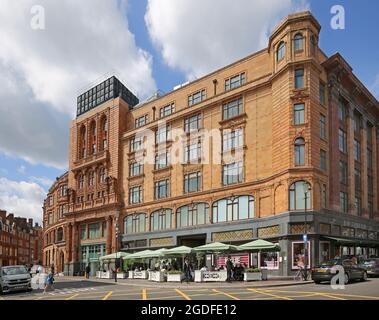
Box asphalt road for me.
[1,277,379,301]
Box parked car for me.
[311,259,367,284]
[360,258,379,277]
[0,265,32,294]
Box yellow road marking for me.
[261,289,379,300]
[34,296,45,300]
[175,289,191,300]
[313,293,346,300]
[142,288,147,300]
[65,293,79,300]
[212,289,240,300]
[102,291,113,300]
[248,288,292,300]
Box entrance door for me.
[60,253,65,273]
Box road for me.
[1,277,379,300]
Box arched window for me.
[79,125,86,159]
[212,195,254,223]
[277,41,286,61]
[124,213,147,234]
[57,227,64,242]
[100,116,108,150]
[78,174,84,189]
[99,167,106,183]
[294,33,303,51]
[289,181,311,210]
[294,138,305,166]
[89,121,96,154]
[88,171,95,186]
[150,209,173,231]
[176,203,209,228]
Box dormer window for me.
[294,33,304,51]
[277,41,286,61]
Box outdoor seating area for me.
[97,240,280,282]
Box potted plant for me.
[167,270,183,282]
[243,268,263,281]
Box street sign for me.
[303,234,308,242]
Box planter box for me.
[133,270,148,279]
[195,270,227,282]
[128,271,134,279]
[244,272,262,281]
[117,273,127,279]
[167,273,183,282]
[148,271,166,282]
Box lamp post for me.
[114,220,119,283]
[303,182,311,281]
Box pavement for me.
[1,276,379,300]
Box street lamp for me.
[114,221,119,283]
[302,182,311,281]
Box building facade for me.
[0,210,43,267]
[43,11,379,276]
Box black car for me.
[360,258,379,277]
[311,259,367,284]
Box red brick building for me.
[0,210,43,267]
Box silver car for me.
[0,265,32,294]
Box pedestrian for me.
[226,256,233,282]
[85,264,91,279]
[43,269,54,294]
[183,258,192,283]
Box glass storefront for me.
[292,241,311,269]
[80,243,106,275]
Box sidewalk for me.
[56,275,313,289]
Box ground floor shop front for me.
[121,210,379,277]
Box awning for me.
[323,236,379,246]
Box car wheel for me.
[314,280,321,284]
[361,272,367,282]
[344,273,349,285]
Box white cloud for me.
[0,177,46,224]
[0,0,157,168]
[145,0,308,80]
[29,176,54,188]
[17,165,26,174]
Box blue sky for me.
[0,0,378,222]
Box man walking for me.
[85,264,91,279]
[226,256,233,282]
[183,258,192,283]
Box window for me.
[338,129,347,153]
[355,168,361,191]
[99,167,106,183]
[368,201,374,219]
[294,33,303,51]
[339,161,348,184]
[319,82,326,105]
[78,175,84,189]
[155,179,170,199]
[310,34,316,55]
[130,136,143,152]
[320,114,326,139]
[184,172,202,193]
[150,209,173,231]
[368,175,374,195]
[277,41,285,61]
[294,103,305,125]
[155,151,170,170]
[367,149,373,170]
[160,103,175,118]
[155,125,171,144]
[80,225,87,240]
[225,72,246,91]
[129,161,143,177]
[101,221,106,237]
[294,138,305,166]
[57,228,64,242]
[88,171,95,187]
[223,98,243,120]
[129,186,143,204]
[212,195,254,223]
[48,213,53,225]
[294,69,304,89]
[135,114,148,128]
[355,197,362,216]
[223,128,244,152]
[322,185,327,208]
[354,113,361,133]
[289,181,311,210]
[320,149,327,171]
[339,192,348,213]
[48,195,54,206]
[184,114,202,132]
[184,141,202,163]
[222,161,243,185]
[88,223,100,239]
[177,203,209,228]
[292,241,311,269]
[124,213,146,234]
[367,124,373,146]
[188,89,206,107]
[354,139,361,161]
[338,99,347,122]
